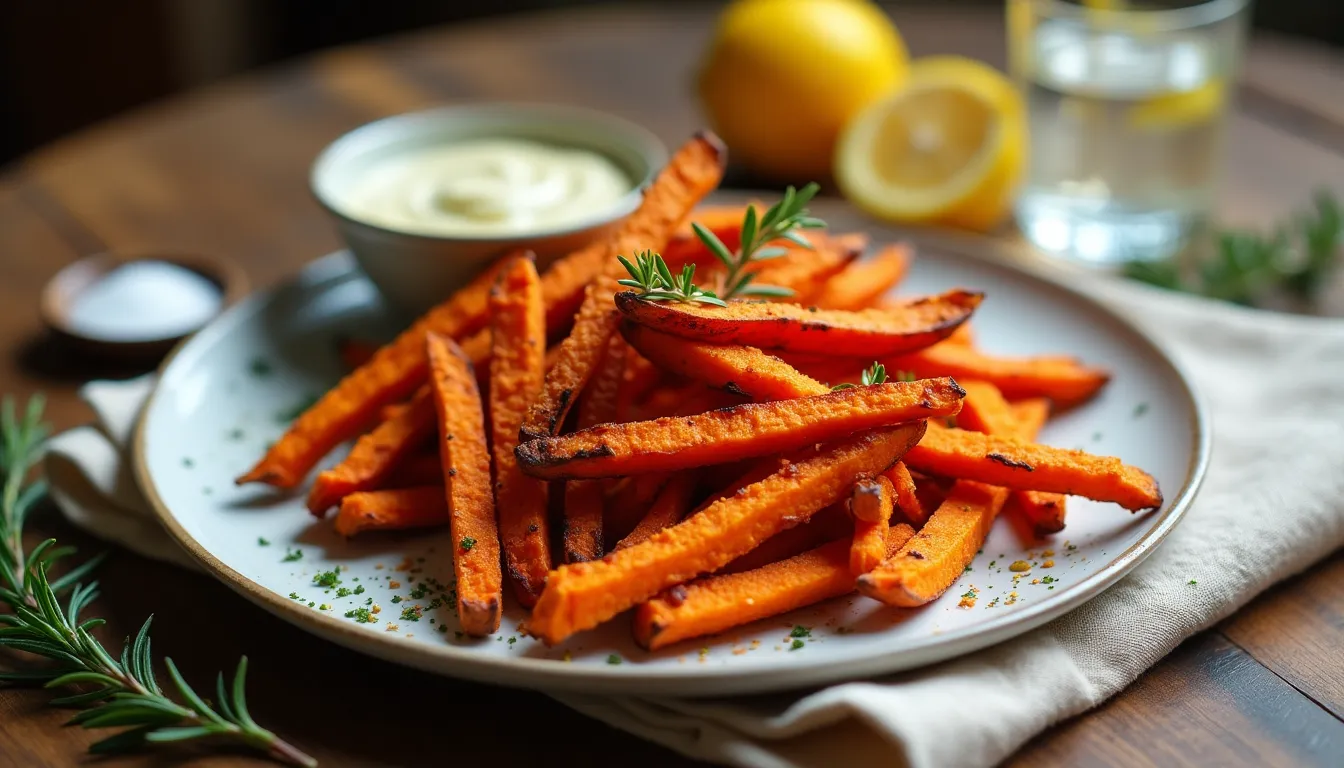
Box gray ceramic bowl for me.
[311,103,667,316]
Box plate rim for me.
[132,229,1211,697]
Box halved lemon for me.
[835,56,1027,232]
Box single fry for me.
[516,378,965,480]
[905,423,1161,510]
[1010,398,1067,534]
[562,332,627,562]
[614,471,700,551]
[851,517,888,576]
[615,289,982,357]
[488,257,553,607]
[621,323,830,402]
[812,243,912,310]
[237,257,509,488]
[891,343,1109,406]
[306,387,435,516]
[633,523,915,650]
[520,278,621,442]
[426,332,501,636]
[848,472,895,523]
[848,474,893,575]
[954,380,1025,436]
[526,424,927,645]
[333,487,449,538]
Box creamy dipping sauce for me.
[337,138,632,236]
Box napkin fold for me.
[43,277,1344,768]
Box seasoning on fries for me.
[238,131,1165,651]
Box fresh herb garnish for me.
[789,639,805,651]
[0,396,312,765]
[1125,190,1341,309]
[617,250,727,307]
[311,569,341,588]
[789,625,811,638]
[694,182,826,300]
[399,605,422,622]
[282,548,303,563]
[459,537,476,552]
[831,362,890,390]
[606,654,622,665]
[344,607,377,623]
[257,537,270,547]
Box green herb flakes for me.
[606,654,623,665]
[282,548,303,562]
[789,639,805,651]
[460,536,477,551]
[312,569,341,588]
[344,607,377,623]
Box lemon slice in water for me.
[835,56,1027,232]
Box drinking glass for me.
[1008,0,1250,265]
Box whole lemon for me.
[697,0,908,181]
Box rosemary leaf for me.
[0,395,314,766]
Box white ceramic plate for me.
[135,206,1208,697]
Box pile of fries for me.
[238,133,1162,649]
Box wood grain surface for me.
[1,4,1341,766]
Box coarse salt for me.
[66,261,222,341]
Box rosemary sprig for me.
[1125,190,1341,309]
[0,395,313,766]
[693,182,827,300]
[618,250,726,307]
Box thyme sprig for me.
[1125,190,1341,309]
[0,395,313,766]
[693,182,827,300]
[831,362,917,390]
[618,250,726,307]
[832,362,887,390]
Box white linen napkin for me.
[42,277,1344,768]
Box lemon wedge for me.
[835,56,1026,232]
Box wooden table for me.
[2,5,1341,766]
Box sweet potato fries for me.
[615,289,983,357]
[239,134,1165,651]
